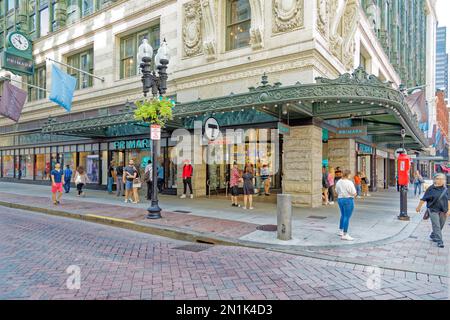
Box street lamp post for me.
[138,38,170,220]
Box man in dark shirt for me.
[416,173,450,248]
[107,161,115,194]
[116,162,124,197]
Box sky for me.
[436,0,450,48]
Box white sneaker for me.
[338,230,344,236]
[243,207,247,210]
[190,194,194,199]
[329,201,335,205]
[249,207,254,210]
[124,199,129,203]
[341,234,354,241]
[132,201,138,204]
[180,194,186,199]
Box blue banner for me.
[49,64,77,112]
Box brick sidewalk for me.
[0,192,258,239]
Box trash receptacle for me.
[277,194,292,241]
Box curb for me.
[0,200,446,278]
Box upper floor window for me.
[67,0,81,25]
[29,1,37,33]
[67,48,94,90]
[226,0,251,51]
[6,0,14,12]
[119,24,160,79]
[28,65,46,102]
[81,0,94,17]
[39,1,50,37]
[0,0,5,17]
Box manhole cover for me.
[307,216,327,220]
[174,210,191,214]
[173,244,212,252]
[256,225,278,232]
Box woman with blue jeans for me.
[335,170,357,241]
[413,171,424,197]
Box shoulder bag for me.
[423,188,447,220]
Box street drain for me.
[173,244,212,252]
[307,216,327,220]
[174,210,191,214]
[256,225,278,232]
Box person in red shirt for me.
[181,159,194,199]
[354,172,362,198]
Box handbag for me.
[423,188,447,220]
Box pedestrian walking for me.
[123,160,138,203]
[242,164,255,210]
[107,161,115,194]
[322,166,330,205]
[157,162,164,193]
[63,164,72,193]
[51,163,64,205]
[132,164,142,204]
[327,167,335,205]
[336,170,357,241]
[413,170,424,198]
[230,162,241,207]
[74,166,89,197]
[354,172,362,198]
[416,173,449,248]
[334,167,343,184]
[260,164,271,196]
[144,160,153,200]
[181,160,194,199]
[115,162,124,197]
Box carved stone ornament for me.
[316,0,329,37]
[183,1,203,57]
[200,0,217,59]
[249,0,264,49]
[273,0,304,33]
[328,0,359,70]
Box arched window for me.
[226,0,251,51]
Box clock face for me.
[10,33,30,51]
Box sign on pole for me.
[151,124,161,140]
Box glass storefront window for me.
[19,155,34,180]
[3,155,14,177]
[79,151,99,184]
[35,154,51,180]
[63,152,77,170]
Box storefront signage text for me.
[111,139,150,150]
[336,126,367,138]
[357,143,373,154]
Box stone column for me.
[327,139,357,173]
[16,0,28,33]
[54,0,67,31]
[282,125,322,208]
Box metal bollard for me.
[277,194,292,241]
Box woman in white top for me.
[335,170,357,241]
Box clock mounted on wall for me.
[2,31,34,76]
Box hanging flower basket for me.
[134,97,174,127]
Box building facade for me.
[0,0,437,207]
[436,26,448,99]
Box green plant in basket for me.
[134,97,174,127]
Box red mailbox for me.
[397,153,410,186]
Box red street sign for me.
[151,124,161,140]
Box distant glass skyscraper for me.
[436,27,449,98]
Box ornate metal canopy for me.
[41,68,428,150]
